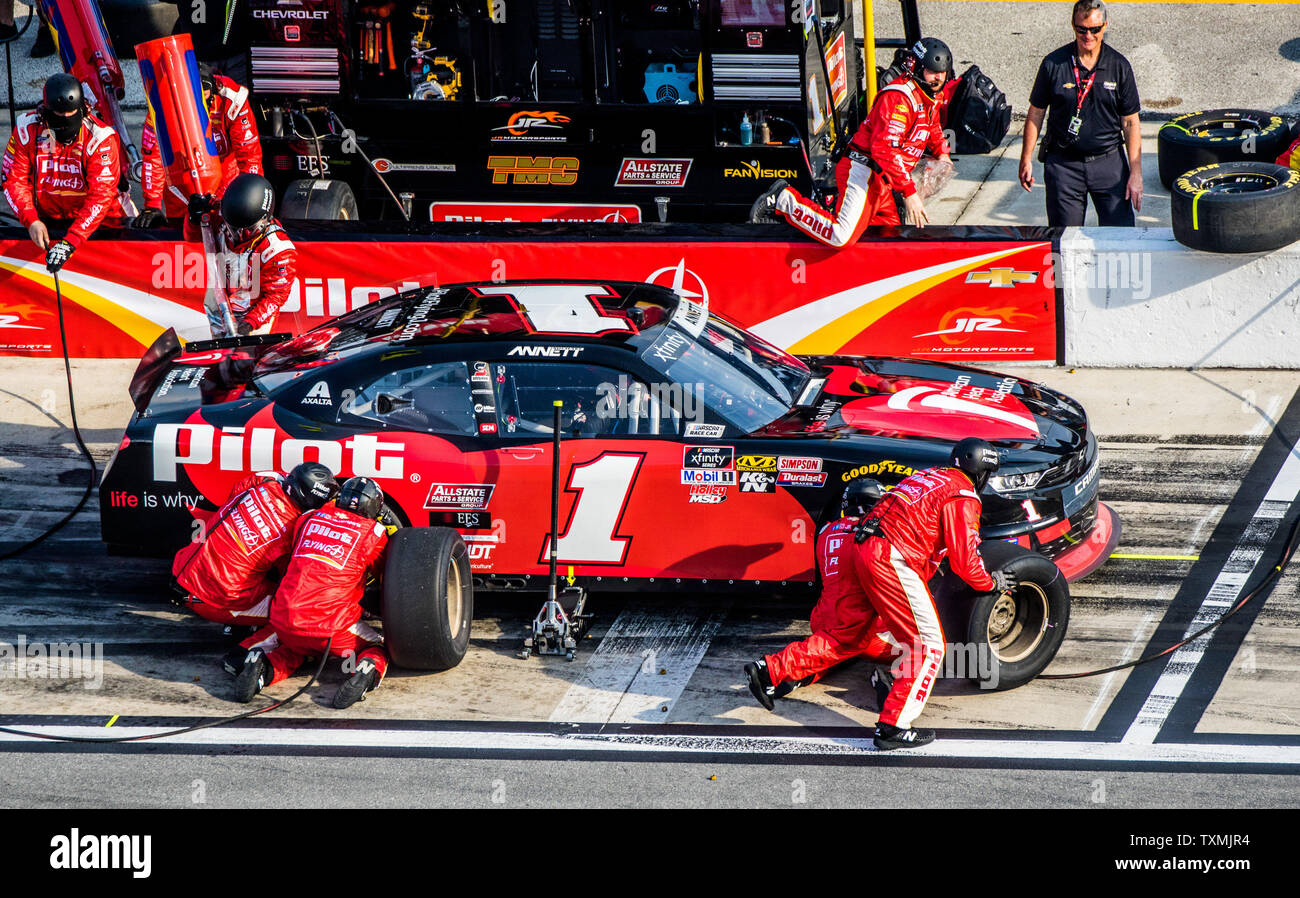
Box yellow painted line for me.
[788,243,1050,355]
[1110,553,1200,561]
[105,715,119,728]
[1191,189,1207,230]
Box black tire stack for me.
[279,179,360,221]
[1157,109,1292,189]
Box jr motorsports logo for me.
[491,110,571,142]
[722,160,797,179]
[913,306,1037,345]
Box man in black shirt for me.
[1019,0,1142,225]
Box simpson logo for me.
[777,471,827,487]
[688,485,728,504]
[778,456,822,473]
[615,158,692,188]
[684,422,725,439]
[488,156,579,186]
[736,455,777,473]
[681,469,736,486]
[722,160,798,179]
[739,471,776,492]
[842,460,915,482]
[423,482,495,511]
[683,445,735,469]
[152,424,404,482]
[491,110,571,142]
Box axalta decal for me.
[152,424,404,482]
[723,160,798,179]
[491,110,571,142]
[842,460,915,482]
[487,156,579,186]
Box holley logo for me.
[151,424,404,482]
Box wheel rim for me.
[1199,173,1279,194]
[985,581,1049,664]
[1187,117,1264,139]
[446,557,464,640]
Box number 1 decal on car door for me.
[475,284,633,336]
[538,452,644,565]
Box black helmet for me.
[283,462,339,511]
[841,478,885,517]
[336,476,384,520]
[910,37,952,95]
[41,73,86,143]
[950,437,999,491]
[220,173,276,236]
[198,62,217,95]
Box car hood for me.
[760,356,1089,455]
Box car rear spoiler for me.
[127,329,291,414]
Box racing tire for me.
[932,540,1070,691]
[1157,109,1292,190]
[1170,162,1300,254]
[381,527,473,671]
[279,179,359,221]
[102,0,178,57]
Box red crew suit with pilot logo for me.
[775,76,949,246]
[766,467,994,729]
[240,505,389,685]
[171,473,302,626]
[184,214,297,333]
[141,73,262,218]
[2,110,121,248]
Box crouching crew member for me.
[234,477,391,710]
[749,38,953,244]
[172,463,338,654]
[2,73,121,272]
[746,438,1013,750]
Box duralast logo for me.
[723,160,798,180]
[151,424,404,482]
[842,460,915,482]
[491,110,571,142]
[488,156,579,185]
[49,829,151,878]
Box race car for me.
[103,278,1117,590]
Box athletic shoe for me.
[870,666,894,713]
[873,722,935,751]
[748,179,789,223]
[221,647,248,677]
[233,649,270,703]
[30,23,54,58]
[745,659,783,711]
[333,659,380,709]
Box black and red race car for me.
[101,278,1117,593]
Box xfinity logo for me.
[152,424,404,482]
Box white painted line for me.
[1080,611,1155,731]
[2,724,1298,766]
[548,601,728,724]
[1240,395,1283,463]
[1123,432,1300,745]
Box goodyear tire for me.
[1158,109,1292,190]
[1171,162,1300,253]
[381,527,473,671]
[279,179,359,221]
[932,540,1070,691]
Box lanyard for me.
[1071,58,1097,114]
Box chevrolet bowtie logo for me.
[966,268,1038,288]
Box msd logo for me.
[151,424,404,482]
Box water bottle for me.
[740,112,752,146]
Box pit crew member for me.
[746,438,1012,750]
[171,463,338,646]
[234,477,391,709]
[2,73,121,272]
[185,173,297,337]
[133,63,262,228]
[749,38,953,244]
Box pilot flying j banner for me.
[0,231,1059,360]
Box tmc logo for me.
[487,156,578,185]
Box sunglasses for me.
[1073,24,1105,34]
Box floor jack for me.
[520,401,592,661]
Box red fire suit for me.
[141,73,262,219]
[184,214,297,334]
[171,473,302,626]
[240,505,389,685]
[2,110,121,248]
[766,467,995,729]
[1277,135,1300,171]
[775,76,950,246]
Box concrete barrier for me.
[1061,227,1300,368]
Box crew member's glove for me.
[132,207,166,229]
[187,193,215,225]
[45,239,75,273]
[991,569,1017,595]
[234,318,254,337]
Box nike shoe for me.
[744,659,778,711]
[333,658,381,709]
[748,179,790,223]
[873,722,936,751]
[233,649,270,703]
[870,666,894,713]
[221,647,248,677]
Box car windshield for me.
[641,309,810,431]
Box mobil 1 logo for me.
[739,471,776,493]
